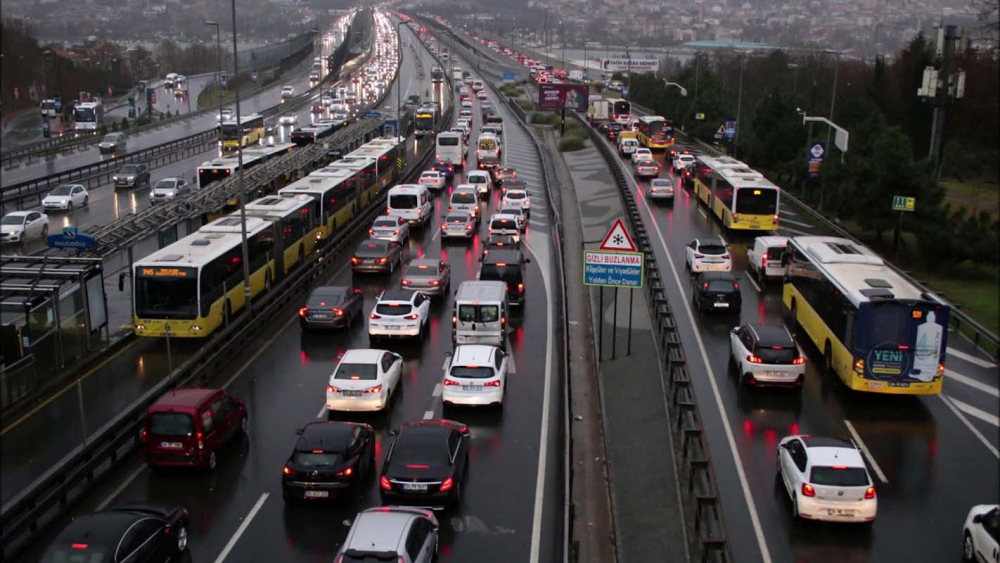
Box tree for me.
[745,88,803,175]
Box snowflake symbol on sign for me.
[613,234,625,246]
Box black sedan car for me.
[282,421,376,502]
[606,123,623,142]
[492,166,517,187]
[299,285,364,330]
[380,419,470,510]
[692,272,742,313]
[351,239,403,274]
[41,504,189,563]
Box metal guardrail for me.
[0,37,432,556]
[576,113,732,563]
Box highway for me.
[11,18,564,563]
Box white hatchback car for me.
[465,171,491,197]
[279,113,298,126]
[729,323,805,388]
[442,345,508,408]
[325,349,402,413]
[368,290,432,343]
[685,239,732,273]
[631,148,653,166]
[777,435,877,524]
[369,215,410,244]
[963,504,1000,563]
[501,189,531,216]
[672,153,696,173]
[498,205,527,231]
[42,184,89,210]
[418,170,445,191]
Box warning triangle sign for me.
[599,218,637,252]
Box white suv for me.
[501,189,531,217]
[685,239,732,273]
[777,435,877,524]
[442,345,508,408]
[729,323,805,388]
[631,148,652,166]
[368,290,432,343]
[325,349,402,413]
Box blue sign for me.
[621,87,629,99]
[583,250,644,288]
[363,110,381,118]
[503,72,516,82]
[807,141,825,180]
[47,227,96,250]
[145,87,154,104]
[724,119,738,142]
[42,120,51,138]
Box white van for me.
[746,235,788,283]
[465,171,492,198]
[450,186,480,222]
[453,281,509,349]
[472,79,484,92]
[476,134,500,160]
[618,137,639,157]
[387,184,431,227]
[436,131,464,168]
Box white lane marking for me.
[521,236,555,563]
[946,369,1000,398]
[432,383,443,397]
[778,217,814,228]
[778,225,814,236]
[719,234,727,245]
[442,355,451,371]
[745,272,762,293]
[843,420,889,484]
[97,465,147,510]
[947,347,998,369]
[946,396,1000,427]
[698,208,708,220]
[939,395,1000,458]
[316,405,327,419]
[222,260,351,390]
[423,410,435,420]
[635,166,773,562]
[212,492,269,563]
[508,353,517,374]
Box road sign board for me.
[503,72,516,82]
[809,142,826,159]
[584,250,644,288]
[892,196,915,212]
[47,227,96,250]
[599,218,637,252]
[695,112,705,121]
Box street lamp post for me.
[396,20,403,137]
[204,20,224,146]
[734,54,746,158]
[788,62,800,96]
[227,1,254,315]
[824,52,840,156]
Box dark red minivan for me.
[142,388,247,470]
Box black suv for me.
[478,249,530,306]
[281,421,375,502]
[692,272,741,313]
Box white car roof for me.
[453,345,497,366]
[339,349,386,363]
[454,184,477,192]
[421,170,441,176]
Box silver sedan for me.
[400,258,451,296]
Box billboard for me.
[538,84,590,111]
[601,58,660,73]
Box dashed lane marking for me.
[97,465,147,510]
[212,493,270,563]
[939,395,1000,458]
[945,369,999,398]
[423,410,435,420]
[844,420,889,484]
[745,272,762,293]
[946,396,999,427]
[947,347,998,369]
[433,383,443,397]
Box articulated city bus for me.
[240,194,319,274]
[783,236,949,394]
[691,156,781,231]
[634,115,674,150]
[197,143,295,191]
[221,114,265,152]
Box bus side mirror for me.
[118,272,126,292]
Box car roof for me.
[5,211,32,217]
[483,249,521,264]
[58,509,148,547]
[310,285,348,296]
[340,349,385,363]
[745,324,794,346]
[346,510,414,552]
[696,239,726,247]
[453,345,496,365]
[297,421,356,452]
[802,436,855,449]
[151,388,219,409]
[379,289,416,302]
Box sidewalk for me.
[552,129,690,562]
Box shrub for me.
[559,133,586,152]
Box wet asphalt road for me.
[13,21,564,563]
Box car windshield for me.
[389,194,418,209]
[810,466,869,487]
[153,181,176,190]
[446,214,471,223]
[1,215,25,225]
[452,192,476,204]
[699,244,726,255]
[406,264,438,276]
[119,166,138,174]
[755,345,797,364]
[506,191,526,200]
[355,242,388,257]
[467,175,486,184]
[41,544,112,563]
[375,303,413,316]
[491,218,515,230]
[293,451,344,466]
[149,412,194,436]
[421,172,438,179]
[706,280,736,293]
[373,218,399,228]
[392,437,448,465]
[307,290,345,307]
[458,304,499,323]
[101,135,118,143]
[50,186,73,196]
[451,366,495,379]
[439,136,460,146]
[651,180,671,187]
[335,363,378,380]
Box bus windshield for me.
[76,107,97,122]
[221,123,241,140]
[416,114,434,130]
[135,267,199,319]
[735,187,778,215]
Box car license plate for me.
[713,302,729,308]
[160,442,183,449]
[461,385,480,391]
[364,259,375,264]
[312,314,329,319]
[402,483,427,492]
[828,508,855,516]
[342,390,363,397]
[385,324,401,330]
[304,490,329,498]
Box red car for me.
[143,388,248,470]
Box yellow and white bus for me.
[197,143,295,190]
[278,168,359,240]
[691,156,780,231]
[783,236,949,395]
[240,194,319,273]
[133,216,276,338]
[221,113,265,152]
[635,115,674,150]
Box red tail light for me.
[369,229,375,235]
[327,384,341,393]
[864,486,876,499]
[484,380,501,387]
[299,307,308,317]
[761,252,768,269]
[71,543,89,550]
[793,357,805,365]
[694,254,704,259]
[429,280,440,286]
[393,230,399,235]
[517,282,524,292]
[380,476,392,490]
[376,257,388,264]
[141,429,146,442]
[732,213,739,221]
[283,465,298,476]
[721,255,730,260]
[439,477,454,492]
[443,378,460,386]
[801,483,816,497]
[364,384,382,394]
[370,313,381,320]
[747,355,763,364]
[401,279,412,286]
[773,214,779,223]
[404,314,419,320]
[331,308,344,316]
[351,257,360,264]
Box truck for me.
[452,67,463,82]
[587,98,611,124]
[568,70,585,81]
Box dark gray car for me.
[113,164,150,189]
[299,286,364,330]
[400,259,451,297]
[351,239,403,274]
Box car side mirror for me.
[972,513,983,524]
